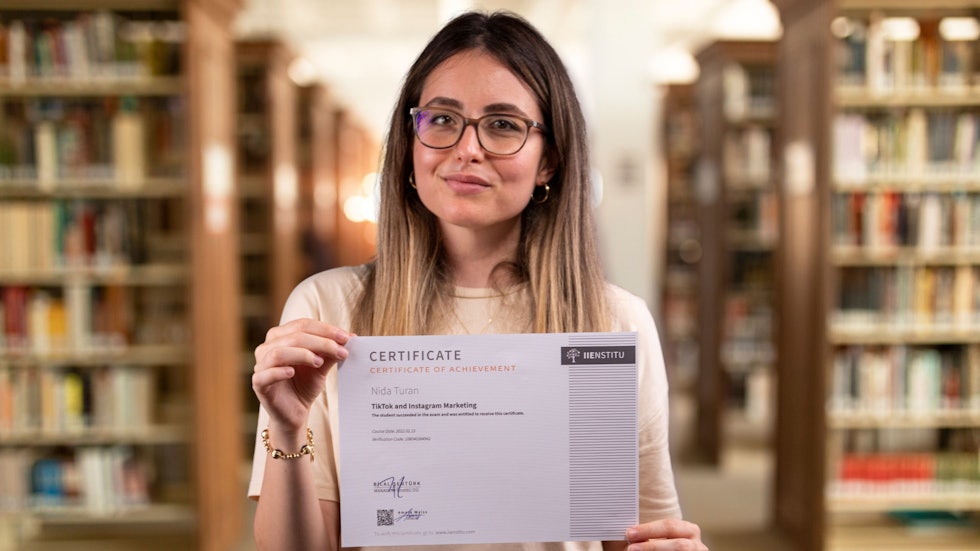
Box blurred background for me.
[1,0,979,550]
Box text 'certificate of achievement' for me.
[338,331,638,547]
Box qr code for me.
[377,509,394,526]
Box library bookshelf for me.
[0,1,243,550]
[691,40,779,465]
[234,38,305,460]
[773,0,980,549]
[660,83,702,461]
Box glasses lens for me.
[478,115,529,155]
[412,108,531,155]
[413,109,462,149]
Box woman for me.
[249,10,707,551]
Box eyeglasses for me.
[409,107,547,156]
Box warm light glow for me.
[287,57,318,86]
[649,45,700,85]
[940,17,980,41]
[204,144,232,233]
[881,17,920,42]
[342,172,380,223]
[830,16,856,39]
[711,0,782,40]
[274,163,298,209]
[361,171,379,196]
[343,195,373,223]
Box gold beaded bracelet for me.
[261,427,315,463]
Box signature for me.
[376,476,409,498]
[396,509,427,522]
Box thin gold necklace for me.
[451,296,499,335]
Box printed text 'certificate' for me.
[338,332,638,547]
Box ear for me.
[535,152,556,185]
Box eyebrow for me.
[423,97,529,117]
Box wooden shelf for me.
[0,344,188,366]
[0,2,244,550]
[0,263,189,285]
[0,179,186,199]
[691,40,779,465]
[0,0,179,10]
[828,324,980,344]
[829,409,980,428]
[773,1,980,549]
[827,493,980,513]
[836,87,980,108]
[831,246,980,266]
[0,424,189,446]
[0,77,184,98]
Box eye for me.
[427,110,460,127]
[483,116,523,133]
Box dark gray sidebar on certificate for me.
[564,333,638,540]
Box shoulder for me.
[604,282,657,334]
[279,265,369,325]
[293,265,368,295]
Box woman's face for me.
[412,49,553,236]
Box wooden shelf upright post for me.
[187,1,244,550]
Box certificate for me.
[338,331,638,547]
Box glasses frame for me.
[409,107,548,156]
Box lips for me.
[442,173,491,193]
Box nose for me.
[454,122,484,159]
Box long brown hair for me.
[351,10,608,335]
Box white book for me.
[7,20,28,82]
[28,291,52,355]
[34,121,59,187]
[62,21,92,80]
[65,283,92,352]
[112,106,146,187]
[906,108,927,176]
[917,193,942,253]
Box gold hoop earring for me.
[408,172,416,189]
[531,183,550,204]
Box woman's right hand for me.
[252,318,351,430]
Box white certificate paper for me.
[338,332,638,547]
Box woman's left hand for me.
[624,518,708,550]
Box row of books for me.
[0,11,182,81]
[0,98,148,184]
[834,110,980,182]
[722,322,774,370]
[0,364,153,434]
[832,191,980,251]
[830,344,980,414]
[723,125,771,183]
[1,285,131,353]
[835,265,980,328]
[0,200,147,274]
[830,452,979,492]
[0,447,150,514]
[722,63,775,122]
[729,190,778,245]
[834,14,979,92]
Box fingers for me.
[255,318,351,368]
[625,519,707,551]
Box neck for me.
[442,222,521,288]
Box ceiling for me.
[233,0,781,137]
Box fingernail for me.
[337,347,349,359]
[313,355,324,366]
[337,329,350,341]
[626,528,637,541]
